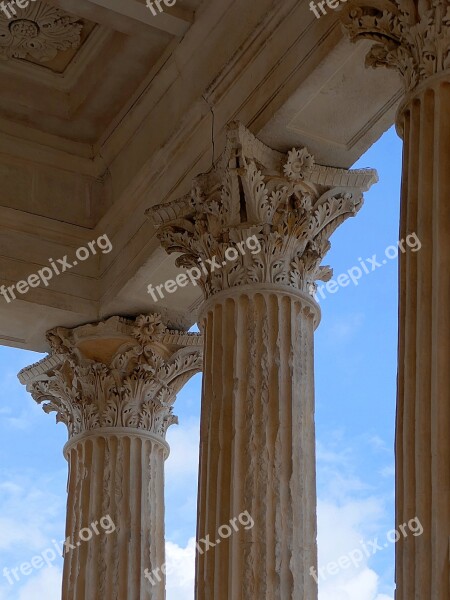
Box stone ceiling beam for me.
[91,0,193,35]
[48,0,193,37]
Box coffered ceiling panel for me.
[0,2,94,69]
[0,0,198,143]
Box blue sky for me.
[0,126,403,599]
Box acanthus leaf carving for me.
[147,123,377,300]
[18,314,203,441]
[342,0,450,92]
[0,2,83,62]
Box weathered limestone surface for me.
[18,314,203,600]
[149,123,378,599]
[0,0,402,353]
[343,2,450,598]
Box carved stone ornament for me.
[0,2,83,62]
[17,315,203,440]
[342,0,450,92]
[147,122,378,300]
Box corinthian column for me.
[18,314,203,600]
[343,4,450,598]
[148,122,377,599]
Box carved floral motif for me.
[132,313,167,345]
[0,2,83,62]
[148,122,378,300]
[18,315,203,440]
[342,0,450,91]
[283,147,315,181]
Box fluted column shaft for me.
[395,79,450,600]
[62,431,167,600]
[196,287,319,600]
[341,4,450,596]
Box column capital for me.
[342,0,450,93]
[148,122,377,301]
[18,314,203,443]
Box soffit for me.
[0,0,404,352]
[0,0,198,143]
[0,0,200,230]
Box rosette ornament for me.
[0,1,82,62]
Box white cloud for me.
[315,437,394,600]
[326,313,365,342]
[165,538,195,600]
[165,418,200,480]
[165,418,200,538]
[317,498,384,566]
[16,566,62,600]
[316,499,394,600]
[0,567,62,600]
[365,435,391,454]
[0,518,48,553]
[0,404,36,431]
[379,464,395,478]
[161,526,395,600]
[320,567,393,600]
[0,475,65,554]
